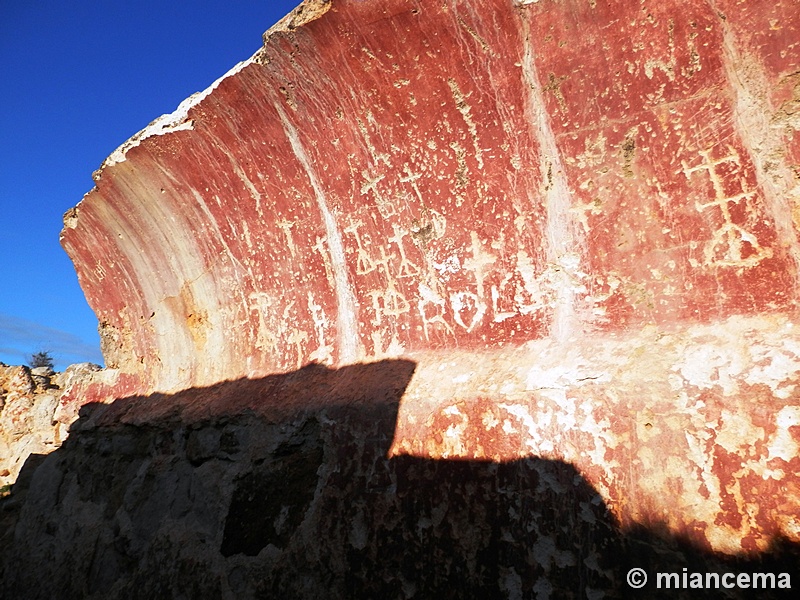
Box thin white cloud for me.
[0,313,103,369]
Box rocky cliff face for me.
[3,0,799,597]
[60,0,800,396]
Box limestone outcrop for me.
[4,0,797,595]
[0,362,100,490]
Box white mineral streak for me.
[275,102,363,364]
[710,0,800,283]
[518,16,583,343]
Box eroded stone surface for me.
[55,0,800,560]
[1,362,795,599]
[0,363,100,489]
[393,315,800,555]
[62,0,800,393]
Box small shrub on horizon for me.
[29,351,54,370]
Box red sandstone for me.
[59,0,800,555]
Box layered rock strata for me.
[32,0,800,578]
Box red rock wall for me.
[59,0,800,556]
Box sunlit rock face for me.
[59,0,800,556]
[0,363,100,488]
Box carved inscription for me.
[388,223,421,278]
[349,222,577,341]
[307,292,333,363]
[344,219,378,275]
[682,147,773,268]
[248,291,278,354]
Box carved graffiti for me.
[399,164,425,204]
[94,261,107,281]
[276,219,298,258]
[307,291,333,364]
[360,169,397,218]
[418,283,454,339]
[463,231,497,301]
[247,291,278,353]
[682,147,773,268]
[282,301,308,368]
[344,219,378,275]
[450,290,487,332]
[368,285,411,326]
[491,271,518,322]
[388,223,421,278]
[312,235,336,288]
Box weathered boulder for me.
[17,0,797,590]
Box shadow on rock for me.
[0,359,797,599]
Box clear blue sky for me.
[0,1,299,370]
